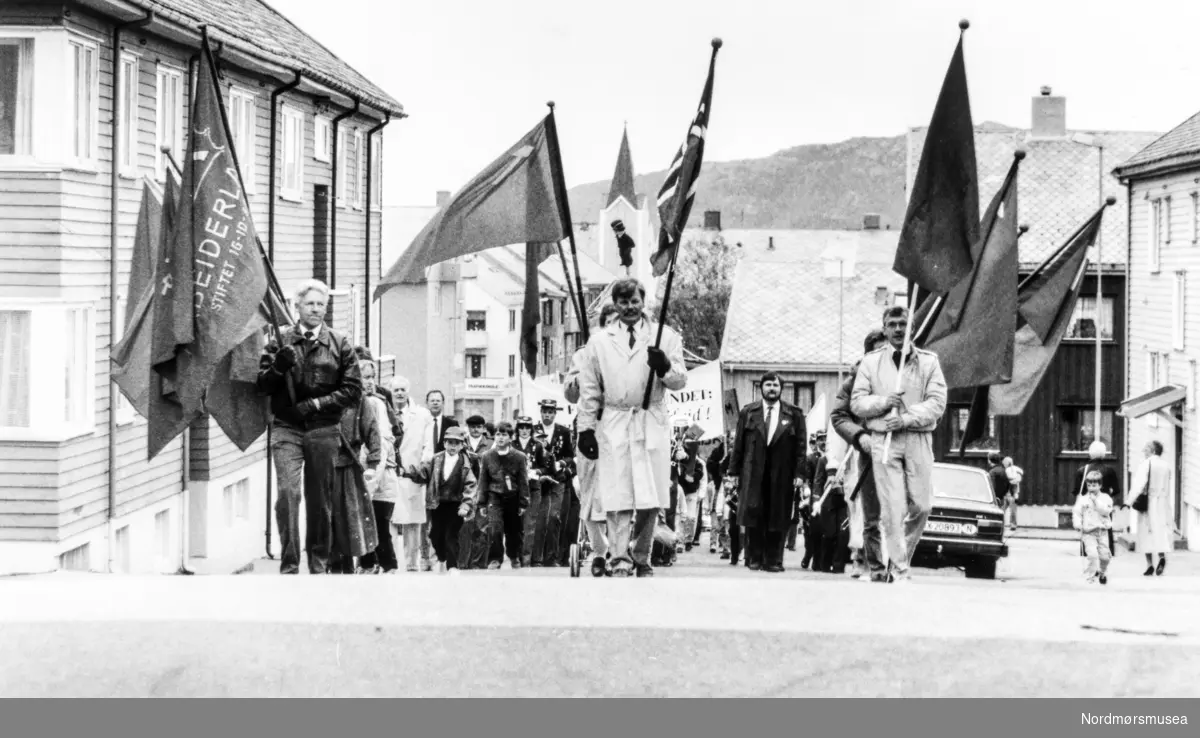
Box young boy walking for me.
[1072,470,1114,585]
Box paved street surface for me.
[2,535,1198,697]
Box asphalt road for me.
[2,537,1197,697]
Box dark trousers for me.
[729,520,742,563]
[819,499,850,573]
[301,427,342,575]
[801,511,821,565]
[524,480,563,565]
[488,497,524,565]
[270,424,306,575]
[557,481,580,565]
[457,512,491,569]
[786,522,799,549]
[692,499,705,545]
[746,527,785,568]
[430,502,465,568]
[360,500,397,571]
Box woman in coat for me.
[389,375,435,572]
[1127,440,1176,576]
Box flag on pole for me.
[650,40,721,277]
[892,22,979,299]
[375,116,570,298]
[917,151,1022,389]
[959,204,1106,450]
[147,32,271,458]
[520,242,558,377]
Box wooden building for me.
[0,0,403,574]
[908,87,1158,527]
[1113,109,1200,551]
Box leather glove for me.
[272,344,298,372]
[577,429,599,460]
[296,398,319,417]
[646,347,671,377]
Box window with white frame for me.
[1149,198,1162,273]
[371,133,382,209]
[313,115,331,163]
[0,38,34,156]
[1174,271,1187,351]
[1164,196,1173,245]
[1191,360,1198,414]
[280,105,303,201]
[339,128,355,207]
[0,303,94,440]
[1065,295,1114,340]
[117,52,138,176]
[155,65,184,181]
[68,38,99,167]
[1192,192,1199,244]
[1147,351,1160,428]
[227,87,256,194]
[154,509,171,561]
[354,129,365,209]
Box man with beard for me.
[851,306,947,584]
[830,329,889,581]
[725,372,807,572]
[576,278,688,578]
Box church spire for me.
[606,124,637,208]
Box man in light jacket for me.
[576,279,688,578]
[850,305,947,584]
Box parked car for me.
[913,462,1009,579]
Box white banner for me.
[520,374,576,425]
[667,361,724,440]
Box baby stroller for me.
[568,515,593,577]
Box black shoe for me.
[1099,574,1108,585]
[590,556,607,578]
[1156,558,1167,576]
[719,552,730,560]
[765,564,784,573]
[786,546,796,552]
[748,562,762,571]
[1144,565,1155,577]
[684,543,693,552]
[800,557,812,569]
[635,565,654,578]
[729,557,739,566]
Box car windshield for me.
[932,465,995,503]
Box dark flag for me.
[375,116,570,298]
[651,40,721,277]
[520,242,557,377]
[124,176,165,331]
[148,34,270,458]
[959,203,1107,452]
[918,151,1022,389]
[892,23,979,298]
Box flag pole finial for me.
[711,37,723,49]
[1018,224,1030,236]
[1014,149,1026,161]
[1105,195,1117,207]
[959,19,970,31]
[546,100,556,111]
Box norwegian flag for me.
[651,40,721,277]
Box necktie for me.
[765,404,775,438]
[628,324,636,349]
[304,330,314,343]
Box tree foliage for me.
[665,234,741,359]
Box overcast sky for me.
[270,0,1200,207]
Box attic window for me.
[874,287,889,305]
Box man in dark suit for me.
[612,219,635,275]
[536,399,577,567]
[426,390,459,453]
[725,371,807,572]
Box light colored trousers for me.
[869,430,934,578]
[583,518,609,560]
[607,508,659,570]
[399,523,424,571]
[1081,530,1112,579]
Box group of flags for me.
[374,40,722,380]
[112,30,290,461]
[893,20,1111,454]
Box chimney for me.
[1031,86,1066,139]
[862,213,881,230]
[703,210,722,230]
[436,190,451,207]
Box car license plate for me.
[926,521,964,535]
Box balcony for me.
[463,330,489,350]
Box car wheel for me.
[964,557,997,580]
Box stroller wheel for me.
[569,543,581,578]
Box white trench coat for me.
[1128,455,1175,555]
[391,403,434,526]
[577,318,687,512]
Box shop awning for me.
[1118,384,1187,427]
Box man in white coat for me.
[577,279,688,578]
[389,375,435,572]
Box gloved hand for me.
[646,347,671,377]
[296,398,319,417]
[577,429,599,460]
[272,345,298,372]
[457,502,471,518]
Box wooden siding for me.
[0,6,387,541]
[1127,171,1200,535]
[929,272,1127,507]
